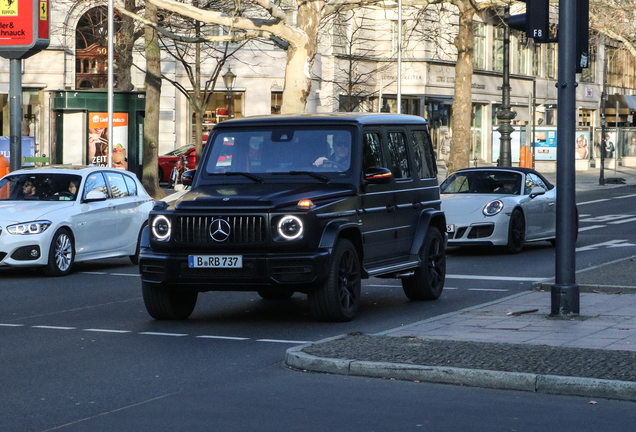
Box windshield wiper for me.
[223,172,264,184]
[273,171,330,184]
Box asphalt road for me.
[2,187,636,431]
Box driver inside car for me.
[313,134,350,169]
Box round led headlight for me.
[277,215,303,240]
[483,200,504,217]
[152,215,171,241]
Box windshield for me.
[0,173,83,201]
[204,128,353,177]
[440,171,522,195]
[165,144,194,157]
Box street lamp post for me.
[496,5,516,167]
[223,67,236,120]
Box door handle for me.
[413,202,421,209]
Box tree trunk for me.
[280,1,323,114]
[115,0,138,91]
[447,5,474,175]
[142,1,165,199]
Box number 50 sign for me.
[0,0,50,59]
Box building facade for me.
[2,1,636,171]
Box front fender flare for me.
[410,209,447,255]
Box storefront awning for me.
[607,94,636,112]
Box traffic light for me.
[576,0,589,73]
[507,0,550,43]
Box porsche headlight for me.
[7,220,52,235]
[277,215,303,240]
[483,200,504,216]
[152,215,171,241]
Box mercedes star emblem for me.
[210,219,231,242]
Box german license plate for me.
[446,224,455,233]
[188,255,243,268]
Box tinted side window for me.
[387,131,411,179]
[362,132,384,171]
[411,130,436,179]
[105,172,129,198]
[123,174,138,196]
[83,172,109,198]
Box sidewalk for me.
[285,165,636,402]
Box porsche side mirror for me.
[529,186,546,199]
[364,167,392,184]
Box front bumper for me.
[139,248,331,291]
[0,229,53,267]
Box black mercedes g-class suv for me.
[139,113,446,321]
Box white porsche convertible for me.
[440,167,575,253]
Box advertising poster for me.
[492,126,523,163]
[575,130,590,160]
[623,128,636,157]
[88,112,129,169]
[0,137,35,164]
[533,128,557,161]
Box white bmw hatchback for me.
[0,166,153,276]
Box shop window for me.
[271,92,282,114]
[191,91,243,144]
[515,31,528,75]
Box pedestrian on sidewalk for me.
[440,130,451,164]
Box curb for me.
[285,338,636,402]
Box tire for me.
[257,290,294,300]
[506,209,526,254]
[308,239,361,322]
[142,282,198,320]
[129,223,147,265]
[402,226,446,301]
[43,228,74,277]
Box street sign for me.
[0,0,50,59]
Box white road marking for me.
[446,275,544,281]
[196,335,250,341]
[468,288,510,292]
[614,194,636,199]
[578,225,606,232]
[110,273,140,277]
[32,325,76,330]
[577,199,612,205]
[576,239,636,252]
[139,332,188,337]
[0,323,24,327]
[78,272,108,275]
[256,339,311,344]
[609,217,636,224]
[84,329,132,334]
[579,214,632,223]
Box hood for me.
[440,193,514,220]
[0,201,75,225]
[162,182,356,211]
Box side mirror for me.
[529,186,546,199]
[364,167,393,184]
[82,190,107,203]
[182,169,196,186]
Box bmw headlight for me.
[277,215,303,240]
[483,200,504,216]
[7,220,52,235]
[152,215,171,241]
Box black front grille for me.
[11,246,41,261]
[173,215,267,245]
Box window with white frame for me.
[547,44,556,78]
[532,44,541,76]
[492,25,504,72]
[473,22,486,70]
[515,31,528,74]
[391,20,406,57]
